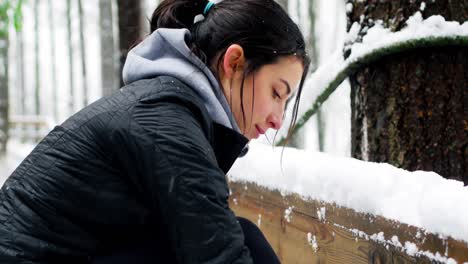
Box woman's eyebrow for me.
[280,79,291,95]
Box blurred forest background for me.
[0,0,347,151]
[0,0,466,184]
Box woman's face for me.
[219,46,304,140]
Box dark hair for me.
[151,0,310,143]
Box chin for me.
[242,131,254,140]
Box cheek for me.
[252,92,274,121]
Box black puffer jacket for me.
[0,76,252,264]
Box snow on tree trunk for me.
[347,0,467,184]
[99,0,119,97]
[117,0,143,87]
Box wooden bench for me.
[229,180,468,263]
[8,115,55,142]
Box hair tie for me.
[203,1,215,15]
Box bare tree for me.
[287,0,319,149]
[33,0,40,140]
[47,0,58,121]
[117,0,144,87]
[77,0,88,106]
[99,0,119,97]
[66,0,75,114]
[0,2,9,154]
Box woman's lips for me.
[255,125,265,138]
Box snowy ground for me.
[0,140,35,186]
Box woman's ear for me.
[222,44,245,78]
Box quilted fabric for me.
[0,76,251,264]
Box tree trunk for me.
[117,0,143,87]
[78,0,88,106]
[348,0,467,184]
[34,0,40,140]
[99,0,119,97]
[287,0,319,149]
[66,0,75,115]
[307,0,318,72]
[0,18,8,154]
[48,0,58,121]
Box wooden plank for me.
[9,115,53,127]
[229,180,468,263]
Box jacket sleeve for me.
[124,98,254,264]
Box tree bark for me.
[117,0,144,87]
[348,0,467,184]
[99,0,119,97]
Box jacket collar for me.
[211,123,249,174]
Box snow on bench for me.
[228,141,468,263]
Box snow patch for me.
[345,3,353,14]
[307,232,318,252]
[335,225,457,263]
[317,207,326,222]
[284,206,294,223]
[420,2,426,11]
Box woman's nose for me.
[267,112,283,130]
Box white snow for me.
[391,235,402,247]
[348,12,468,62]
[229,141,468,243]
[345,22,361,44]
[420,2,426,11]
[0,140,36,185]
[404,241,419,256]
[316,207,326,222]
[345,3,353,14]
[307,232,318,252]
[284,206,294,223]
[361,115,369,161]
[336,224,458,263]
[370,231,385,243]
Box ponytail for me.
[150,0,209,31]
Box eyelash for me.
[273,90,281,99]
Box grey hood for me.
[122,28,240,133]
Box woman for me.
[0,0,309,263]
